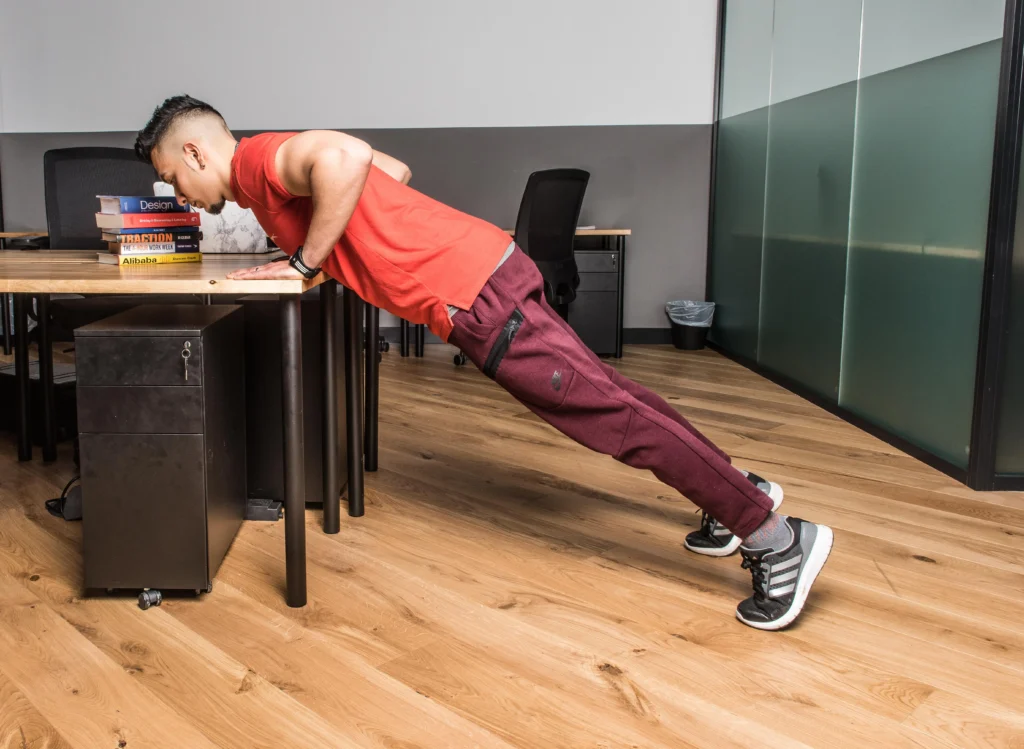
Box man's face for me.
[151,142,227,215]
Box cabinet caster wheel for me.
[138,590,162,610]
[106,588,115,595]
[454,353,467,366]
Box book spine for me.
[111,241,200,255]
[115,253,202,266]
[119,196,189,214]
[114,231,200,244]
[110,226,200,236]
[122,213,201,228]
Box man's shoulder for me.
[233,132,301,210]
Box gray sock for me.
[741,512,793,552]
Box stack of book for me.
[95,195,202,265]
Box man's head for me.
[135,95,236,215]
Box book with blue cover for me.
[97,195,190,214]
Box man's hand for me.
[226,262,307,280]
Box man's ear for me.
[183,141,205,171]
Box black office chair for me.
[453,167,590,366]
[514,168,590,319]
[38,147,199,337]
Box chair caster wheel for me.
[454,353,467,366]
[138,589,162,610]
[380,340,390,353]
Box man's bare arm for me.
[372,149,412,184]
[274,130,373,269]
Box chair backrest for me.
[512,168,590,307]
[43,147,157,249]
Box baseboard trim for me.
[623,328,672,345]
[379,326,673,346]
[993,475,1024,491]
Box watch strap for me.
[289,245,320,279]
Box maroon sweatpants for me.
[448,246,772,539]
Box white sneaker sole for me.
[737,524,834,631]
[683,483,784,557]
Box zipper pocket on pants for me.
[483,309,524,379]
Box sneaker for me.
[684,471,784,557]
[736,517,834,631]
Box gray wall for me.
[1,124,711,330]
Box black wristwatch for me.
[288,245,321,279]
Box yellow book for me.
[97,252,202,266]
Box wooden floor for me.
[1,342,1023,748]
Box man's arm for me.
[372,149,412,185]
[274,130,373,271]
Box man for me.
[135,95,833,631]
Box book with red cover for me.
[95,212,201,229]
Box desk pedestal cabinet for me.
[570,243,625,358]
[75,305,247,595]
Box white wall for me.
[0,0,718,133]
[721,0,1006,118]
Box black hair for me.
[134,95,226,165]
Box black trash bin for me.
[666,301,715,351]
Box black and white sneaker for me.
[684,471,784,557]
[736,517,834,631]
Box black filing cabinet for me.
[75,305,247,594]
[570,247,624,357]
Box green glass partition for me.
[708,1,773,360]
[709,0,1007,474]
[840,32,1001,467]
[756,0,862,400]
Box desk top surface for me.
[0,251,327,295]
[0,231,48,239]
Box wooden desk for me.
[0,250,366,608]
[0,231,48,240]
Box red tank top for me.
[230,132,511,341]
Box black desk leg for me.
[1,293,11,356]
[365,304,379,472]
[13,294,31,462]
[616,236,625,359]
[415,324,425,357]
[399,319,409,357]
[280,296,307,608]
[343,288,365,517]
[37,294,56,462]
[321,280,341,535]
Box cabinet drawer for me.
[577,272,619,293]
[80,432,208,590]
[76,336,202,386]
[575,252,619,273]
[78,386,203,434]
[569,292,618,356]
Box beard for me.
[206,199,227,215]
